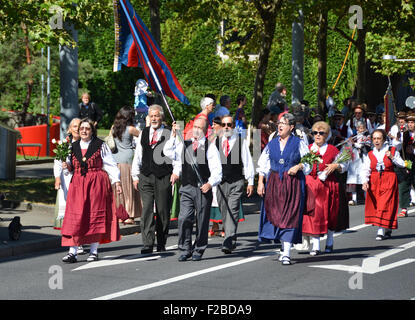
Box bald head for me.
[193,117,208,140]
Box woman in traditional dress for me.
[362,129,406,240]
[111,106,142,225]
[53,118,81,230]
[302,121,349,255]
[61,118,122,263]
[257,113,311,265]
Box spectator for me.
[111,106,142,225]
[77,92,103,128]
[234,94,248,135]
[266,82,287,114]
[215,95,231,118]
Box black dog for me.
[8,216,22,241]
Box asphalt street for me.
[1,200,414,305]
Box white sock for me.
[311,237,320,251]
[69,246,78,256]
[352,192,357,202]
[326,230,334,247]
[377,227,385,236]
[89,242,99,255]
[282,241,291,258]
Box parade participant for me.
[132,105,179,254]
[302,121,349,255]
[330,112,348,146]
[61,118,122,263]
[362,129,406,240]
[53,118,81,231]
[346,103,373,135]
[163,117,222,262]
[215,116,254,254]
[111,106,142,225]
[346,120,371,205]
[183,97,215,140]
[257,113,311,265]
[395,112,415,217]
[388,112,407,151]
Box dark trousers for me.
[216,180,244,249]
[138,173,172,248]
[178,184,213,257]
[398,171,415,209]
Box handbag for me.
[104,126,117,153]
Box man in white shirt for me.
[215,115,255,254]
[163,117,222,261]
[131,105,180,254]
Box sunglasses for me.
[221,123,233,127]
[312,131,326,136]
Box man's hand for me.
[133,179,139,191]
[170,173,179,186]
[200,183,212,193]
[246,185,254,197]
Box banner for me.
[113,0,190,105]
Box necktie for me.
[150,129,158,145]
[223,138,230,157]
[192,140,198,152]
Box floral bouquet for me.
[300,147,323,167]
[52,137,72,162]
[405,160,413,170]
[318,146,354,181]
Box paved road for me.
[1,201,414,306]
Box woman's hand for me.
[257,175,265,197]
[116,182,123,194]
[325,163,340,175]
[362,182,369,192]
[54,177,61,190]
[287,164,302,176]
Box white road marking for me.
[92,253,275,300]
[310,240,415,274]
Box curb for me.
[0,224,141,259]
[16,158,54,166]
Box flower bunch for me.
[300,149,323,167]
[405,160,413,170]
[333,146,354,164]
[409,136,415,145]
[52,137,71,161]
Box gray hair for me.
[148,104,165,119]
[200,97,214,110]
[281,113,296,126]
[356,120,366,128]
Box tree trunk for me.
[21,23,33,126]
[317,10,328,117]
[356,28,366,103]
[149,0,161,47]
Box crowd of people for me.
[53,86,414,265]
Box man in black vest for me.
[396,112,415,217]
[163,117,222,261]
[132,104,179,254]
[77,93,103,127]
[216,115,254,254]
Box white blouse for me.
[360,143,405,184]
[257,134,311,177]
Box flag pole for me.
[119,0,205,186]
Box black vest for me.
[401,131,415,164]
[181,140,210,187]
[140,127,173,178]
[216,136,244,183]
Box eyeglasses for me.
[221,123,233,127]
[312,131,326,136]
[277,122,289,126]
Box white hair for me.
[200,97,214,110]
[148,104,165,119]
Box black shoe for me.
[62,253,77,263]
[192,254,202,261]
[156,245,166,252]
[222,246,232,254]
[141,246,153,254]
[324,245,334,253]
[178,253,192,262]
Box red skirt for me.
[365,171,398,229]
[302,175,340,236]
[61,169,120,246]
